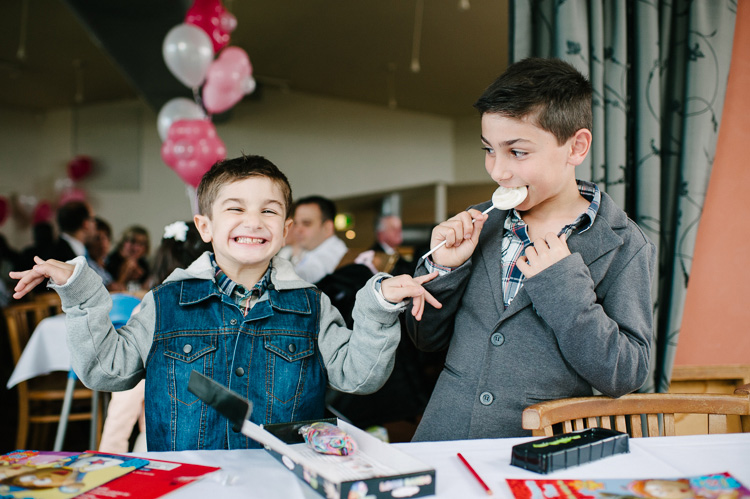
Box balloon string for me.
[17,0,28,61]
[193,87,209,117]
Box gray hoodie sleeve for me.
[50,256,156,391]
[317,272,404,394]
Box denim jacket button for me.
[288,343,296,354]
[230,319,238,325]
[182,344,192,354]
[235,367,245,377]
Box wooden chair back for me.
[522,384,750,438]
[34,292,63,317]
[5,301,55,364]
[3,297,98,450]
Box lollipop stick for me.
[420,205,495,261]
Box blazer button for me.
[235,367,245,377]
[182,344,192,354]
[230,319,238,325]
[288,343,296,354]
[479,391,494,406]
[490,332,505,346]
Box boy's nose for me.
[487,157,513,183]
[242,213,262,228]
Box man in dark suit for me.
[51,201,96,262]
[371,215,414,276]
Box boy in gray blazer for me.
[407,58,656,440]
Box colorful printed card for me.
[0,450,148,499]
[507,472,750,499]
[75,452,220,499]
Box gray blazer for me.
[407,191,656,441]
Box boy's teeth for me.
[236,237,263,244]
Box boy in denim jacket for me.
[11,155,439,451]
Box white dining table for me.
[6,313,99,450]
[7,314,70,389]
[131,432,750,499]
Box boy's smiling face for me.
[194,176,292,280]
[480,112,589,213]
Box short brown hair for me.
[197,155,293,219]
[474,57,593,145]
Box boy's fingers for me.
[9,269,31,280]
[12,275,45,299]
[414,271,439,285]
[409,287,441,321]
[422,290,442,309]
[412,294,426,321]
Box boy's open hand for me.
[517,233,570,278]
[9,256,75,300]
[429,209,488,268]
[380,271,441,321]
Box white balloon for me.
[162,23,214,88]
[243,76,257,95]
[157,97,206,141]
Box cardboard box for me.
[186,371,435,499]
[263,418,435,499]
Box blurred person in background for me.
[105,225,150,291]
[51,200,96,262]
[85,217,117,289]
[290,195,347,283]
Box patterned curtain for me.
[509,0,737,392]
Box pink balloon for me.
[185,0,237,53]
[68,155,93,181]
[202,47,254,114]
[58,187,87,206]
[161,119,227,187]
[32,200,54,224]
[0,196,8,226]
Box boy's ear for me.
[193,214,213,243]
[568,128,593,166]
[283,218,293,240]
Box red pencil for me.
[457,452,493,495]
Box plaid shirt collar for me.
[500,180,601,309]
[506,180,600,237]
[209,253,271,308]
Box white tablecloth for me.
[132,433,750,499]
[7,314,70,388]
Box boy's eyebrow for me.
[481,135,531,147]
[220,198,284,206]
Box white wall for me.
[453,114,488,183]
[1,88,475,253]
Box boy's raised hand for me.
[9,256,75,300]
[517,232,570,278]
[429,209,488,268]
[380,271,441,321]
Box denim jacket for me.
[52,253,404,451]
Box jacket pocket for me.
[163,336,217,407]
[263,334,314,404]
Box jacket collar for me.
[163,252,315,313]
[477,190,625,318]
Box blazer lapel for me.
[477,206,512,319]
[567,192,624,267]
